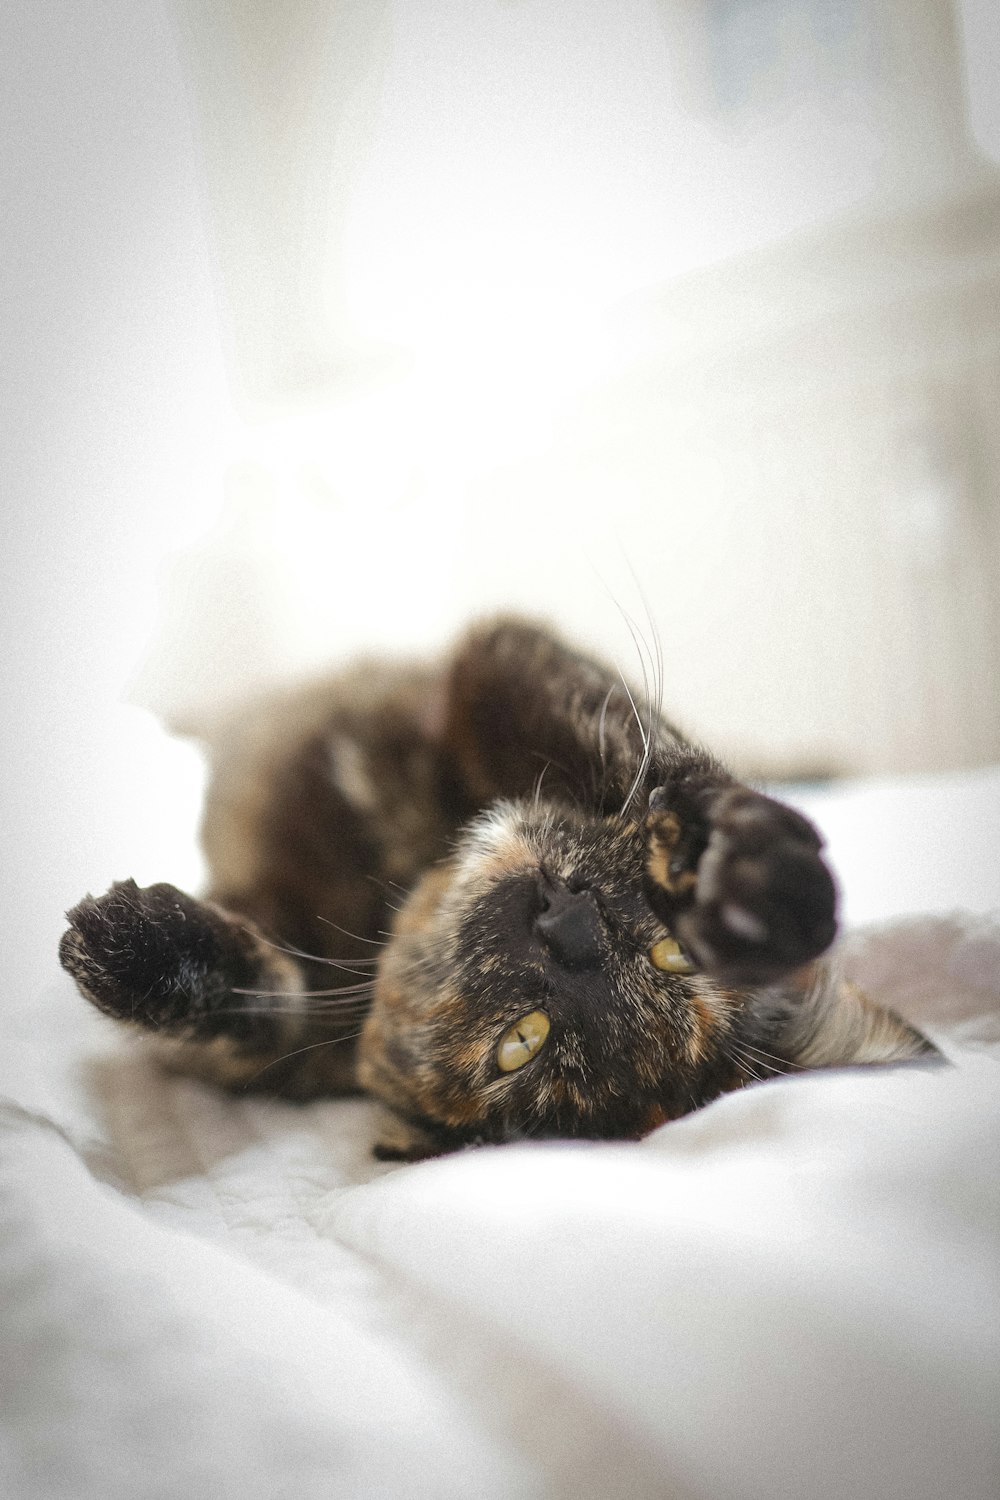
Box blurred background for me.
[3,0,999,1000]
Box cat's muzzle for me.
[534,873,605,969]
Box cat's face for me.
[357,799,746,1156]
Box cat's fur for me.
[59,617,933,1160]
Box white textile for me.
[2,772,999,1499]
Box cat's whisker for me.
[607,610,658,816]
[312,955,377,971]
[596,685,615,764]
[727,1041,796,1083]
[737,1039,805,1072]
[728,1049,769,1084]
[304,960,380,978]
[249,931,328,963]
[606,564,669,818]
[624,556,666,728]
[618,600,653,715]
[593,684,621,812]
[595,562,653,715]
[296,985,375,1002]
[204,1003,372,1020]
[290,1007,372,1022]
[303,960,379,978]
[315,914,388,949]
[249,929,379,974]
[619,666,653,817]
[242,1030,366,1087]
[529,747,591,811]
[232,982,375,999]
[370,873,409,892]
[617,670,649,760]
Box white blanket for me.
[3,773,999,1499]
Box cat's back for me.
[189,655,461,947]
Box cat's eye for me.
[649,937,694,974]
[496,1010,550,1072]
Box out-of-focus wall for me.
[134,0,1000,778]
[478,191,1000,777]
[5,1,999,1005]
[2,0,228,1001]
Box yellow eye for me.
[496,1010,551,1073]
[649,937,695,974]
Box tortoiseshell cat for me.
[59,617,932,1159]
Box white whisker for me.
[619,668,653,817]
[315,915,388,949]
[737,1038,805,1072]
[206,1002,372,1019]
[365,873,410,897]
[243,1030,366,1087]
[232,981,375,999]
[625,557,665,728]
[596,685,615,768]
[248,929,379,974]
[727,1047,769,1083]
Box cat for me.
[59,616,933,1160]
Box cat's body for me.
[60,618,933,1159]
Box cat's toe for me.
[677,789,838,986]
[59,879,223,1026]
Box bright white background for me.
[2,17,999,1499]
[3,0,999,1006]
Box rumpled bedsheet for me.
[2,908,997,1500]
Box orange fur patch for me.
[685,992,718,1066]
[393,866,454,936]
[470,836,539,885]
[639,1103,672,1133]
[646,810,697,894]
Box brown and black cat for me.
[59,617,933,1159]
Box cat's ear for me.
[370,1108,450,1163]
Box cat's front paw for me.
[647,787,838,986]
[59,879,226,1027]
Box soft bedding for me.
[2,769,999,1499]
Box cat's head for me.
[357,797,749,1159]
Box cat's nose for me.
[534,876,605,969]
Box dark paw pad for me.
[59,879,226,1027]
[676,789,838,986]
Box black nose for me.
[534,876,605,969]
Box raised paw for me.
[59,879,229,1029]
[646,787,838,986]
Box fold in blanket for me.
[2,912,998,1500]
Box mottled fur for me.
[60,618,934,1159]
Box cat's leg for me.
[642,782,936,1062]
[442,618,839,987]
[441,616,664,812]
[643,782,839,987]
[773,963,937,1068]
[59,880,363,1096]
